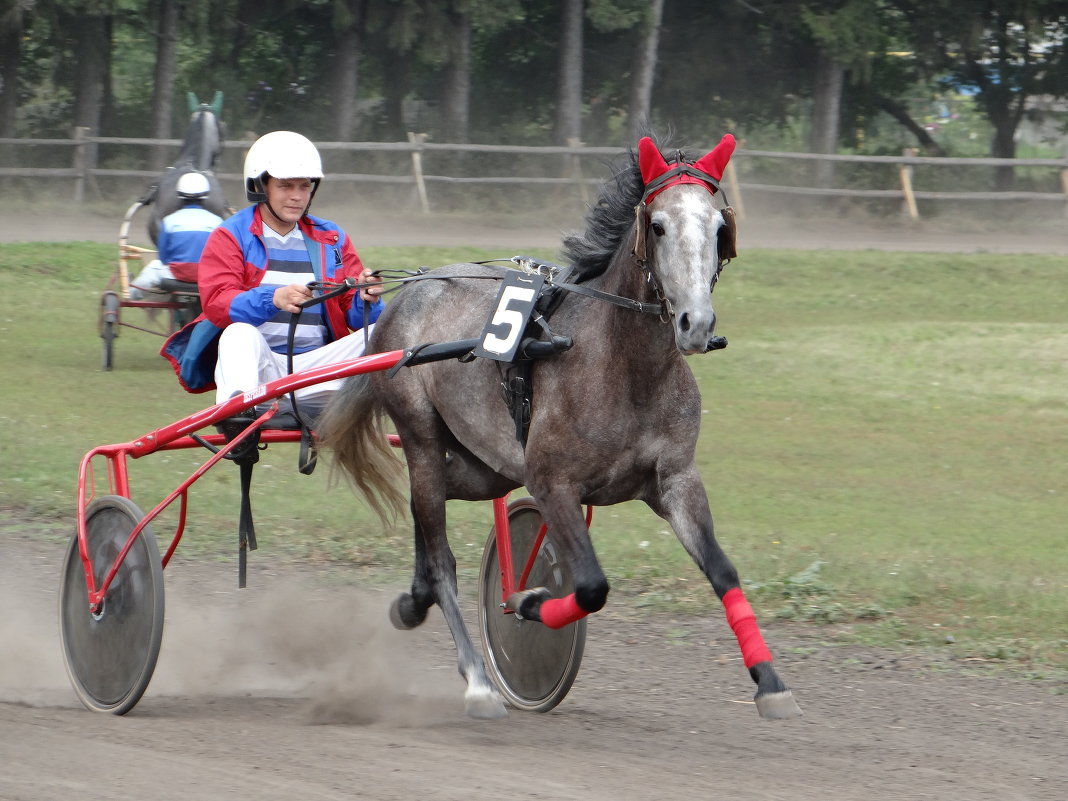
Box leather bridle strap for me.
[640,163,722,205]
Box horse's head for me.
[635,135,738,355]
[179,92,225,171]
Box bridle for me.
[631,156,735,319]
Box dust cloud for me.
[152,568,464,726]
[0,535,464,723]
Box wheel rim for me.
[478,499,585,712]
[60,496,164,713]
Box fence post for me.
[723,156,745,221]
[72,126,91,204]
[407,132,430,214]
[899,147,919,221]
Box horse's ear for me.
[210,91,223,116]
[693,134,737,183]
[638,136,669,185]
[719,206,739,263]
[187,92,199,113]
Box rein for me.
[475,257,665,317]
[331,261,668,318]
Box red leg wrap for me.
[539,593,587,629]
[722,587,773,668]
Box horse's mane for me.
[562,130,672,281]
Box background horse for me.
[144,92,231,244]
[320,133,802,722]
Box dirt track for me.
[2,210,1066,799]
[2,527,1066,801]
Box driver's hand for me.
[273,283,313,313]
[359,269,384,303]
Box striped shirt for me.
[259,226,327,353]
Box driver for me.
[162,131,384,421]
[128,171,223,300]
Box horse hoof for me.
[505,587,551,621]
[754,690,803,720]
[465,687,508,720]
[388,593,428,630]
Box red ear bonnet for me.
[637,134,736,203]
[638,136,670,186]
[695,134,736,183]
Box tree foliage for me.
[3,0,1066,164]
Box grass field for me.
[1,241,1065,674]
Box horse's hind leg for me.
[396,453,506,719]
[388,513,434,630]
[652,469,802,720]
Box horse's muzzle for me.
[674,307,717,354]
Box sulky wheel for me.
[60,496,165,714]
[478,497,586,712]
[99,291,120,371]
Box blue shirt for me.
[157,203,224,266]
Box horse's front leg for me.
[652,467,802,720]
[507,486,609,629]
[405,478,507,720]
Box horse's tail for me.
[318,374,408,524]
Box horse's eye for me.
[651,221,666,237]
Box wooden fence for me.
[2,128,1067,220]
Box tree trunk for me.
[989,113,1019,191]
[383,56,409,139]
[332,20,361,140]
[983,77,1026,191]
[0,9,19,139]
[441,10,471,143]
[628,0,665,139]
[71,11,111,177]
[150,0,181,171]
[809,50,844,187]
[554,0,583,146]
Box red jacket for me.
[161,205,382,392]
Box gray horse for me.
[143,92,230,244]
[320,133,802,722]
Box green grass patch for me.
[1,242,1065,674]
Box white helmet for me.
[176,171,211,199]
[243,131,323,202]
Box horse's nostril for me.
[678,312,691,333]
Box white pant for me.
[128,259,174,299]
[214,322,373,417]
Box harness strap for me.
[237,460,257,588]
[550,279,663,316]
[282,277,364,475]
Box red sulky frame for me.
[67,344,591,716]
